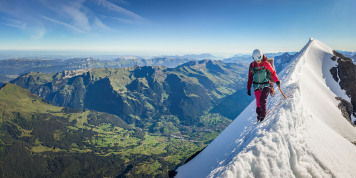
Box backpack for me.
[266,58,275,71]
[266,58,275,88]
[250,58,275,90]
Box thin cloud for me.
[41,15,85,33]
[94,0,143,20]
[112,17,139,24]
[30,27,46,39]
[2,18,27,29]
[0,0,146,38]
[38,0,92,31]
[92,17,111,30]
[62,5,91,31]
[0,1,48,38]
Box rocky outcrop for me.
[330,50,356,122]
[336,97,355,125]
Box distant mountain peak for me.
[178,59,218,67]
[182,53,217,60]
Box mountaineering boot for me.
[257,115,262,122]
[259,117,265,122]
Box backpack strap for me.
[249,61,257,75]
[250,61,268,75]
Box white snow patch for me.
[176,39,356,178]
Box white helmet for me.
[252,49,263,62]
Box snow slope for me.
[176,38,356,178]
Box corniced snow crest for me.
[176,38,356,178]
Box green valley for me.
[0,84,204,177]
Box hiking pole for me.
[278,85,287,98]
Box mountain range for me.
[11,59,248,125]
[0,57,194,85]
[1,59,251,177]
[0,52,297,88]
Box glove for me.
[276,81,280,87]
[247,90,251,96]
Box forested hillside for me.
[0,83,205,177]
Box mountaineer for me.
[247,49,280,122]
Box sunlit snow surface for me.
[176,39,356,178]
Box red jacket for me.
[247,55,279,91]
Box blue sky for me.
[0,0,355,57]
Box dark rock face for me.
[330,67,338,82]
[335,97,355,125]
[330,50,356,121]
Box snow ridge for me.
[176,39,356,178]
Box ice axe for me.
[277,84,287,98]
